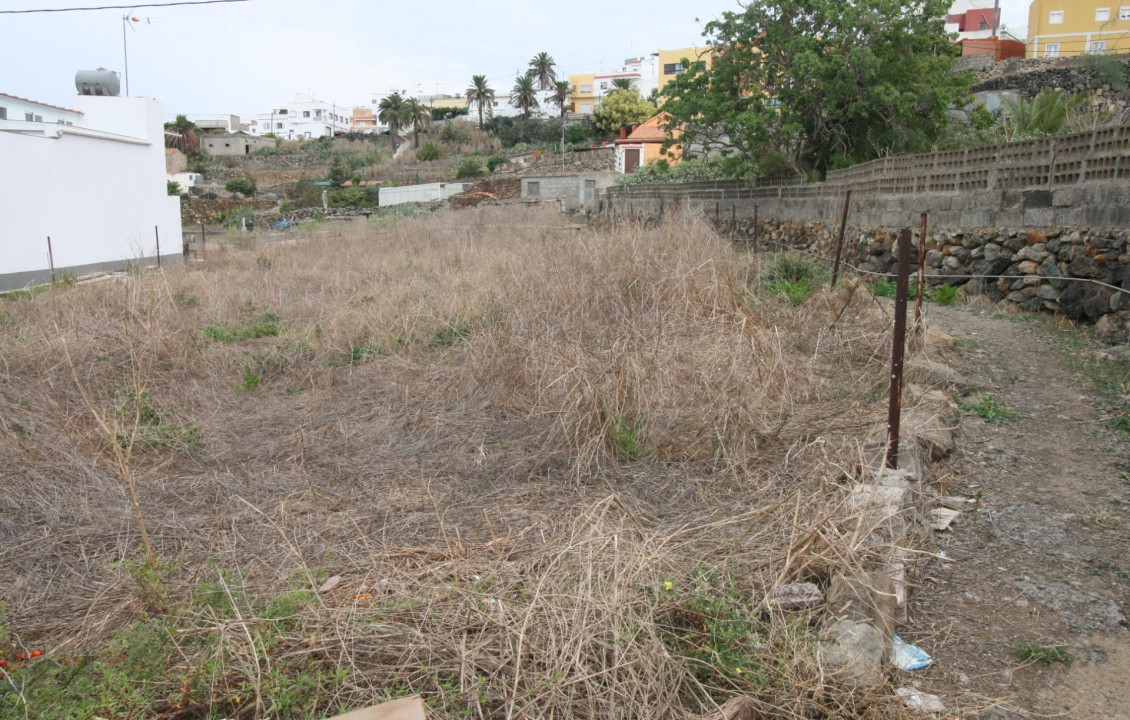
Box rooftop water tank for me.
[75,68,121,97]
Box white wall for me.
[379,182,471,206]
[0,95,182,289]
[0,94,82,126]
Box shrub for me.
[166,180,181,196]
[439,123,466,144]
[617,156,735,187]
[760,253,828,305]
[216,207,255,230]
[327,187,368,208]
[933,283,958,306]
[455,158,486,179]
[416,142,446,161]
[486,155,509,172]
[225,177,257,197]
[961,394,1020,424]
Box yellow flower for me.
[662,580,675,591]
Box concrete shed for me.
[521,172,618,211]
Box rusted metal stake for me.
[659,198,665,219]
[914,212,928,326]
[154,225,161,268]
[200,222,206,259]
[886,228,912,470]
[47,236,56,286]
[830,190,852,288]
[752,202,759,255]
[715,201,719,224]
[730,204,736,241]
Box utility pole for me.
[121,13,130,96]
[991,0,1001,37]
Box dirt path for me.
[910,305,1130,719]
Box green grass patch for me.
[933,283,958,306]
[1011,640,1074,666]
[114,390,204,453]
[240,364,262,392]
[759,253,827,305]
[429,317,478,350]
[960,394,1020,424]
[200,311,282,343]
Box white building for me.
[945,0,1003,41]
[1,91,182,290]
[248,93,350,139]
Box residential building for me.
[614,112,682,173]
[1,88,182,289]
[568,56,660,115]
[946,0,1003,40]
[200,133,275,156]
[247,93,350,139]
[0,93,82,126]
[1027,0,1130,57]
[656,46,712,97]
[351,107,378,132]
[193,114,241,133]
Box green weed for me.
[961,394,1020,424]
[610,412,649,461]
[240,365,262,392]
[430,317,477,350]
[933,283,958,306]
[1012,640,1074,666]
[760,253,827,305]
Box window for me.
[1096,7,1110,20]
[1045,43,1060,57]
[303,110,310,117]
[315,110,322,118]
[34,114,42,122]
[599,82,608,90]
[1048,10,1063,23]
[1121,6,1130,19]
[527,181,540,196]
[579,84,593,93]
[25,112,34,121]
[1091,40,1108,53]
[979,20,989,29]
[664,62,684,75]
[277,108,288,115]
[0,107,6,120]
[276,122,283,129]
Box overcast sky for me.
[2,0,1031,120]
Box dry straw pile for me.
[0,208,914,718]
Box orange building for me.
[614,112,682,173]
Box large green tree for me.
[590,88,657,136]
[511,75,540,118]
[661,0,968,178]
[400,98,432,148]
[527,52,558,91]
[377,92,405,138]
[466,75,495,129]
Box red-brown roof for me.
[0,92,82,115]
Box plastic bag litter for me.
[895,687,946,713]
[891,635,933,670]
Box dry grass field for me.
[0,208,914,719]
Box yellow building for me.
[656,46,712,96]
[1027,0,1130,57]
[568,73,597,114]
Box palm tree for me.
[550,80,574,118]
[377,92,404,137]
[511,75,539,118]
[400,98,432,148]
[527,52,557,91]
[611,78,634,91]
[466,75,495,130]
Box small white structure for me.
[521,173,618,212]
[378,182,471,206]
[167,172,204,190]
[248,93,350,139]
[1,91,182,290]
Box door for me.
[584,179,596,203]
[623,149,641,174]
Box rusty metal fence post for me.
[752,202,759,255]
[914,212,928,326]
[886,228,912,469]
[155,225,161,269]
[47,236,56,286]
[830,190,852,288]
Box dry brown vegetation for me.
[0,209,916,718]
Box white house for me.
[0,90,182,290]
[248,93,350,139]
